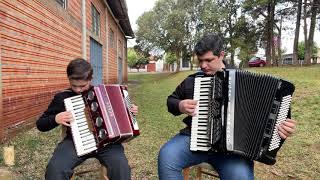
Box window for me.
[56,0,67,9]
[249,57,259,62]
[118,40,123,58]
[91,4,100,37]
[109,29,115,48]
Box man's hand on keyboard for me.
[55,111,74,127]
[179,99,198,116]
[277,118,296,139]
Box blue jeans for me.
[158,134,254,180]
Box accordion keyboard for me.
[123,89,139,131]
[190,77,213,151]
[64,95,97,156]
[269,95,292,151]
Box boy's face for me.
[197,51,225,75]
[69,79,91,94]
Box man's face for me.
[69,79,91,94]
[197,51,225,75]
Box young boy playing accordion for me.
[37,58,138,180]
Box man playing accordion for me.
[158,34,296,180]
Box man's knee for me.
[158,143,184,169]
[158,144,173,164]
[218,159,254,180]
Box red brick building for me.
[0,0,134,141]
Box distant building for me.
[282,53,293,65]
[282,51,320,65]
[147,61,156,72]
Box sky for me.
[125,0,319,55]
[126,0,156,47]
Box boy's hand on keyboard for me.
[179,99,198,116]
[131,104,138,115]
[55,111,73,127]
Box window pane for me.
[91,4,100,36]
[56,0,66,9]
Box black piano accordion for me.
[64,84,139,156]
[190,69,295,165]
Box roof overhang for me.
[105,0,135,39]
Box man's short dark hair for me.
[194,33,224,57]
[67,58,93,80]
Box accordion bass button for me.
[91,102,99,112]
[99,129,107,139]
[95,117,103,127]
[87,91,95,101]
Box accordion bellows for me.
[190,69,295,165]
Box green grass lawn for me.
[1,65,319,179]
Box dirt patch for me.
[128,80,141,85]
[0,167,22,180]
[311,142,320,152]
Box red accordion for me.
[64,84,139,156]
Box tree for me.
[165,52,177,71]
[243,0,298,66]
[127,48,138,69]
[234,16,259,66]
[135,0,191,72]
[127,48,149,72]
[243,0,276,65]
[293,0,303,65]
[298,41,318,61]
[304,0,319,64]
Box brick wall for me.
[0,0,130,141]
[107,11,117,84]
[106,13,128,84]
[0,0,82,140]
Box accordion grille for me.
[232,71,279,158]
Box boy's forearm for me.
[36,114,59,132]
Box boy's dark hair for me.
[194,33,224,57]
[67,58,93,80]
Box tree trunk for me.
[293,0,302,65]
[175,51,181,72]
[272,36,277,66]
[266,0,275,66]
[303,0,308,65]
[305,0,318,64]
[230,51,235,66]
[228,14,235,66]
[277,17,282,66]
[190,54,194,71]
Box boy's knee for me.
[45,159,73,179]
[45,163,73,180]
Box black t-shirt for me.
[36,89,77,135]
